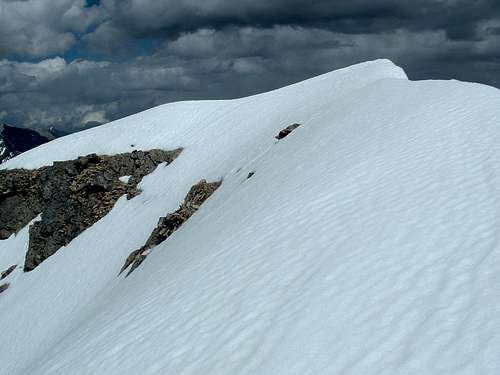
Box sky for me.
[0,0,499,133]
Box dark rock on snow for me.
[0,283,9,294]
[275,123,301,140]
[1,265,17,280]
[121,179,222,276]
[0,148,182,271]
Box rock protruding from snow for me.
[0,282,9,294]
[1,265,16,280]
[0,149,182,271]
[121,179,222,276]
[275,123,301,140]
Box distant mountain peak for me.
[0,124,50,164]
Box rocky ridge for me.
[0,149,182,271]
[120,179,222,276]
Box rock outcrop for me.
[0,283,9,294]
[121,179,222,276]
[0,149,182,271]
[275,123,301,140]
[1,265,16,280]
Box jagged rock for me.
[0,148,182,271]
[275,123,301,140]
[121,179,222,276]
[1,265,16,280]
[0,283,9,294]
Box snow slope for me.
[1,59,500,374]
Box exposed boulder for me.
[1,265,16,280]
[275,123,301,140]
[121,179,222,276]
[0,283,9,294]
[0,148,182,271]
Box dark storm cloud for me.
[93,0,500,40]
[0,0,499,132]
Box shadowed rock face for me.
[121,179,222,276]
[0,149,182,271]
[0,124,50,164]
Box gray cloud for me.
[0,0,103,58]
[88,0,500,42]
[0,57,196,131]
[0,0,499,132]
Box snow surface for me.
[1,59,500,374]
[119,175,131,184]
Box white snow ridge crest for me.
[1,59,500,375]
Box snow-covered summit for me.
[1,59,500,375]
[1,59,407,171]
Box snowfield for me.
[1,59,500,374]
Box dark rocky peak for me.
[1,123,49,154]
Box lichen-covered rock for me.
[121,179,222,276]
[0,148,182,271]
